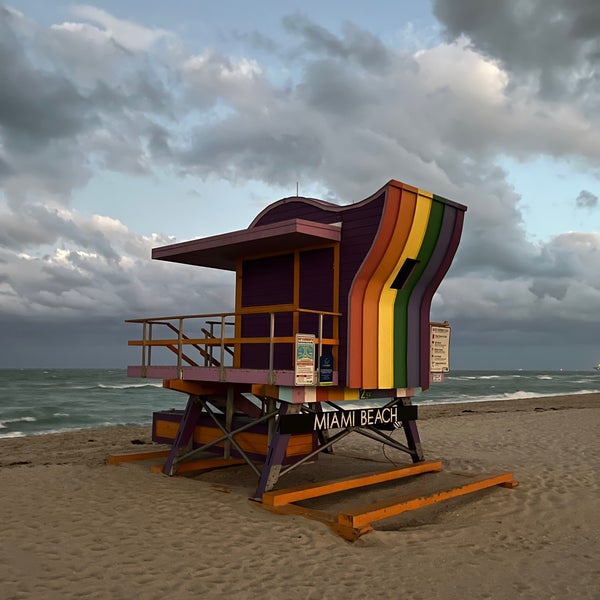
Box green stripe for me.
[392,200,444,387]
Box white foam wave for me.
[0,431,26,438]
[97,383,163,389]
[0,416,37,428]
[417,388,600,405]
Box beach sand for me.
[0,394,598,599]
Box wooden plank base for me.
[262,460,443,507]
[255,500,374,542]
[106,450,171,465]
[338,471,518,529]
[149,457,246,475]
[257,466,518,541]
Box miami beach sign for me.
[279,405,418,434]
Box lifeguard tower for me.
[123,179,516,539]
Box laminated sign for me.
[430,324,451,373]
[295,334,315,385]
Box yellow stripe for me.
[377,193,432,387]
[343,388,360,400]
[360,187,404,388]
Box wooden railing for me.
[126,308,341,383]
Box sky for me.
[1,0,599,370]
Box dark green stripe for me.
[393,200,444,387]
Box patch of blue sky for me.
[498,155,600,242]
[73,171,306,242]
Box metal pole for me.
[224,385,234,459]
[268,312,275,385]
[141,322,147,377]
[220,315,226,381]
[317,313,323,381]
[177,318,183,379]
[147,323,153,369]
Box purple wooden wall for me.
[239,246,336,370]
[250,192,385,382]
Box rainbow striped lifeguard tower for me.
[124,179,516,538]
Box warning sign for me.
[295,334,316,385]
[430,323,451,373]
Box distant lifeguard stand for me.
[124,179,516,538]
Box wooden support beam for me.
[106,450,171,465]
[262,460,443,507]
[337,471,517,529]
[150,457,246,475]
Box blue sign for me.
[319,355,333,385]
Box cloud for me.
[0,5,598,367]
[575,189,598,209]
[0,6,175,206]
[68,4,171,53]
[432,0,600,107]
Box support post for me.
[162,394,202,476]
[397,396,423,462]
[224,385,234,459]
[254,402,300,499]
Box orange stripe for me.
[361,188,417,388]
[379,190,430,388]
[347,182,404,388]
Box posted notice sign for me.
[430,323,451,373]
[295,334,315,385]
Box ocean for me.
[1,369,599,439]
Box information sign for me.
[295,334,315,385]
[430,323,451,373]
[319,355,333,385]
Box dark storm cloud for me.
[0,203,120,260]
[0,6,175,204]
[0,5,598,367]
[432,0,600,103]
[575,189,598,209]
[282,14,392,69]
[0,8,93,147]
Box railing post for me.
[147,323,153,370]
[269,312,275,385]
[220,315,226,381]
[208,321,215,367]
[141,322,147,377]
[177,318,183,379]
[317,313,323,378]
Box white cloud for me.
[0,5,598,367]
[68,4,170,52]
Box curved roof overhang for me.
[152,218,342,271]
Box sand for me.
[0,394,598,599]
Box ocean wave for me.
[417,388,600,405]
[0,416,37,428]
[30,421,152,436]
[97,383,163,389]
[53,413,70,417]
[0,431,26,438]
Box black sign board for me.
[279,405,418,434]
[319,355,333,385]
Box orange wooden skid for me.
[262,460,443,507]
[257,501,374,542]
[338,471,518,529]
[149,457,246,475]
[106,450,171,464]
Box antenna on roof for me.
[296,181,299,197]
